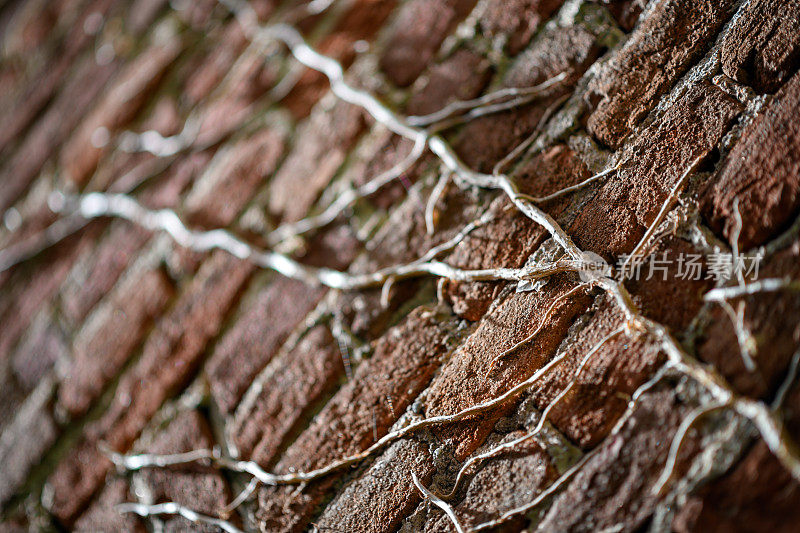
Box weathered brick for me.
[185,129,285,228]
[46,252,252,525]
[60,38,182,185]
[455,16,602,172]
[586,0,736,148]
[133,410,232,532]
[479,0,564,55]
[702,70,800,250]
[268,98,366,222]
[572,82,742,259]
[58,266,174,418]
[315,438,436,533]
[720,0,800,94]
[424,434,556,532]
[379,0,478,87]
[536,389,690,532]
[443,145,592,321]
[424,276,591,457]
[182,22,249,105]
[230,325,344,463]
[207,277,326,415]
[405,48,492,117]
[256,308,454,531]
[697,239,800,399]
[673,442,800,533]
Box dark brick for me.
[697,240,800,399]
[479,0,564,55]
[256,308,454,532]
[702,70,800,250]
[586,0,736,148]
[673,442,800,533]
[720,0,800,94]
[379,0,478,87]
[572,82,742,259]
[185,129,285,228]
[537,389,690,532]
[58,267,174,418]
[425,434,557,532]
[46,252,252,525]
[229,325,344,464]
[207,277,326,415]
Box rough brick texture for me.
[2,1,800,531]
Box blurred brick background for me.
[1,0,799,531]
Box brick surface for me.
[4,1,800,530]
[572,82,742,259]
[58,266,174,418]
[702,70,800,250]
[720,0,800,94]
[46,252,252,525]
[256,308,455,531]
[207,277,326,415]
[586,0,736,148]
[133,410,232,532]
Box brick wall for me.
[1,0,800,531]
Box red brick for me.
[268,99,366,222]
[454,19,602,172]
[586,0,736,148]
[133,410,232,532]
[60,38,182,185]
[72,478,144,532]
[0,55,118,212]
[256,308,454,531]
[46,252,253,525]
[0,227,99,364]
[424,276,591,457]
[697,239,800,399]
[58,222,151,328]
[207,277,326,415]
[229,325,344,463]
[702,70,800,250]
[537,389,690,532]
[673,442,800,533]
[720,0,800,94]
[479,0,564,55]
[185,129,285,228]
[314,438,436,532]
[443,145,592,321]
[571,82,742,259]
[379,0,478,87]
[182,22,249,106]
[405,48,492,117]
[282,0,398,118]
[58,267,174,418]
